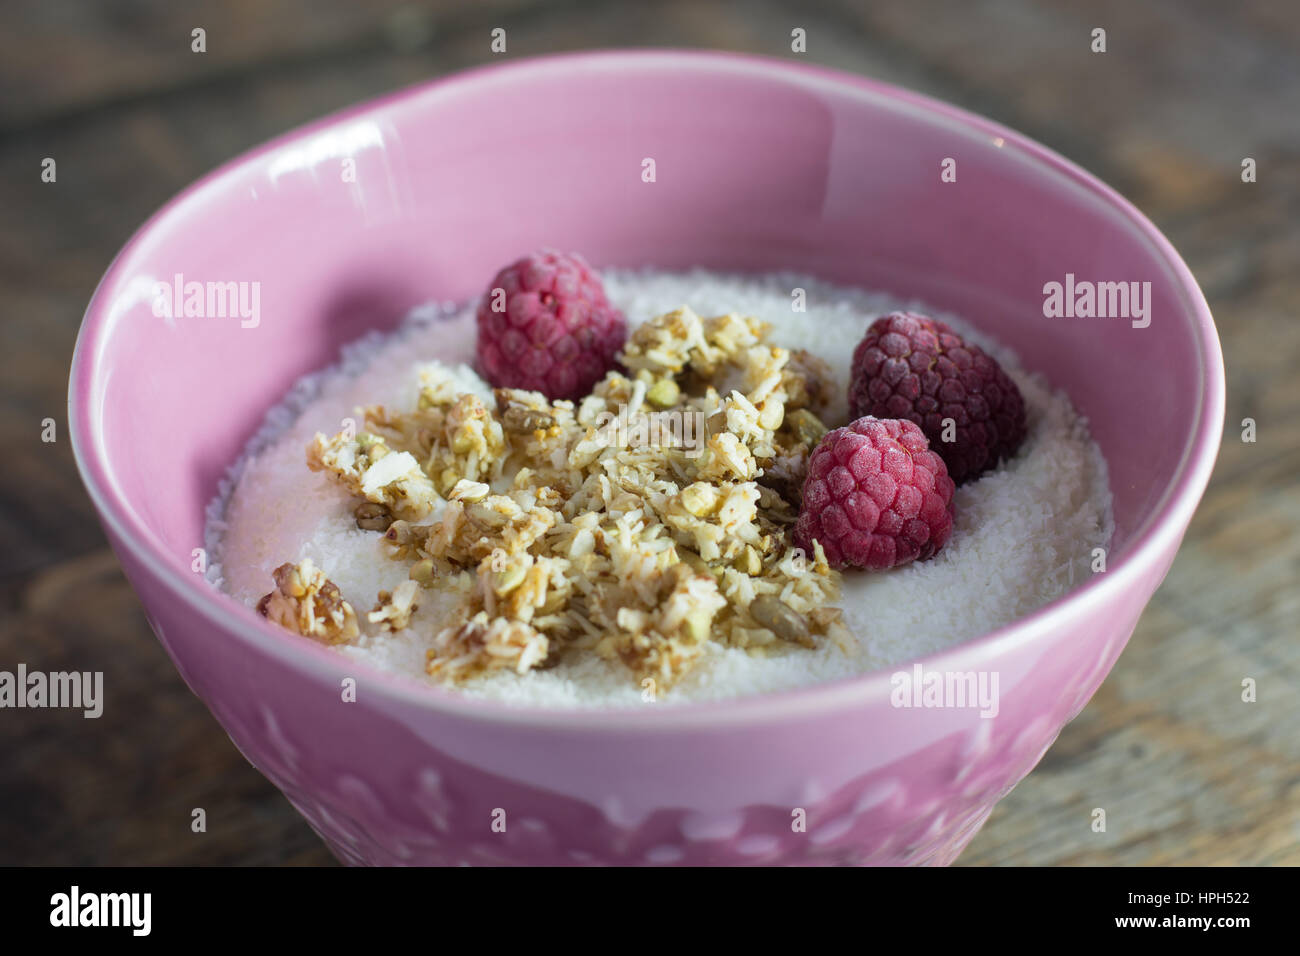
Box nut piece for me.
[257,559,359,645]
[428,613,549,679]
[368,579,420,631]
[354,501,393,532]
[308,431,440,520]
[409,558,435,585]
[502,404,556,433]
[491,564,527,595]
[683,607,714,644]
[448,479,490,502]
[679,482,719,517]
[749,595,812,647]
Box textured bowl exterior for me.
[70,52,1222,866]
[122,531,1176,866]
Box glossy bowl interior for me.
[70,51,1222,865]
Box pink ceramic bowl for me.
[70,51,1223,865]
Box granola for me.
[263,307,849,691]
[256,559,360,644]
[368,580,420,632]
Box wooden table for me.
[2,0,1296,865]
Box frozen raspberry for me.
[475,250,627,400]
[848,312,1026,484]
[794,417,955,571]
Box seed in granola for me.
[502,404,556,433]
[807,606,846,637]
[354,501,394,532]
[410,558,435,585]
[749,595,812,646]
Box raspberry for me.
[848,312,1026,484]
[794,417,955,571]
[475,250,627,400]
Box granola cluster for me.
[261,307,850,691]
[257,558,360,644]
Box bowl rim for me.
[68,48,1225,731]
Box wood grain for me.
[1,0,1296,865]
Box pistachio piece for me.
[645,378,680,408]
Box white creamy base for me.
[206,270,1113,708]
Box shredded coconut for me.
[204,270,1113,708]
